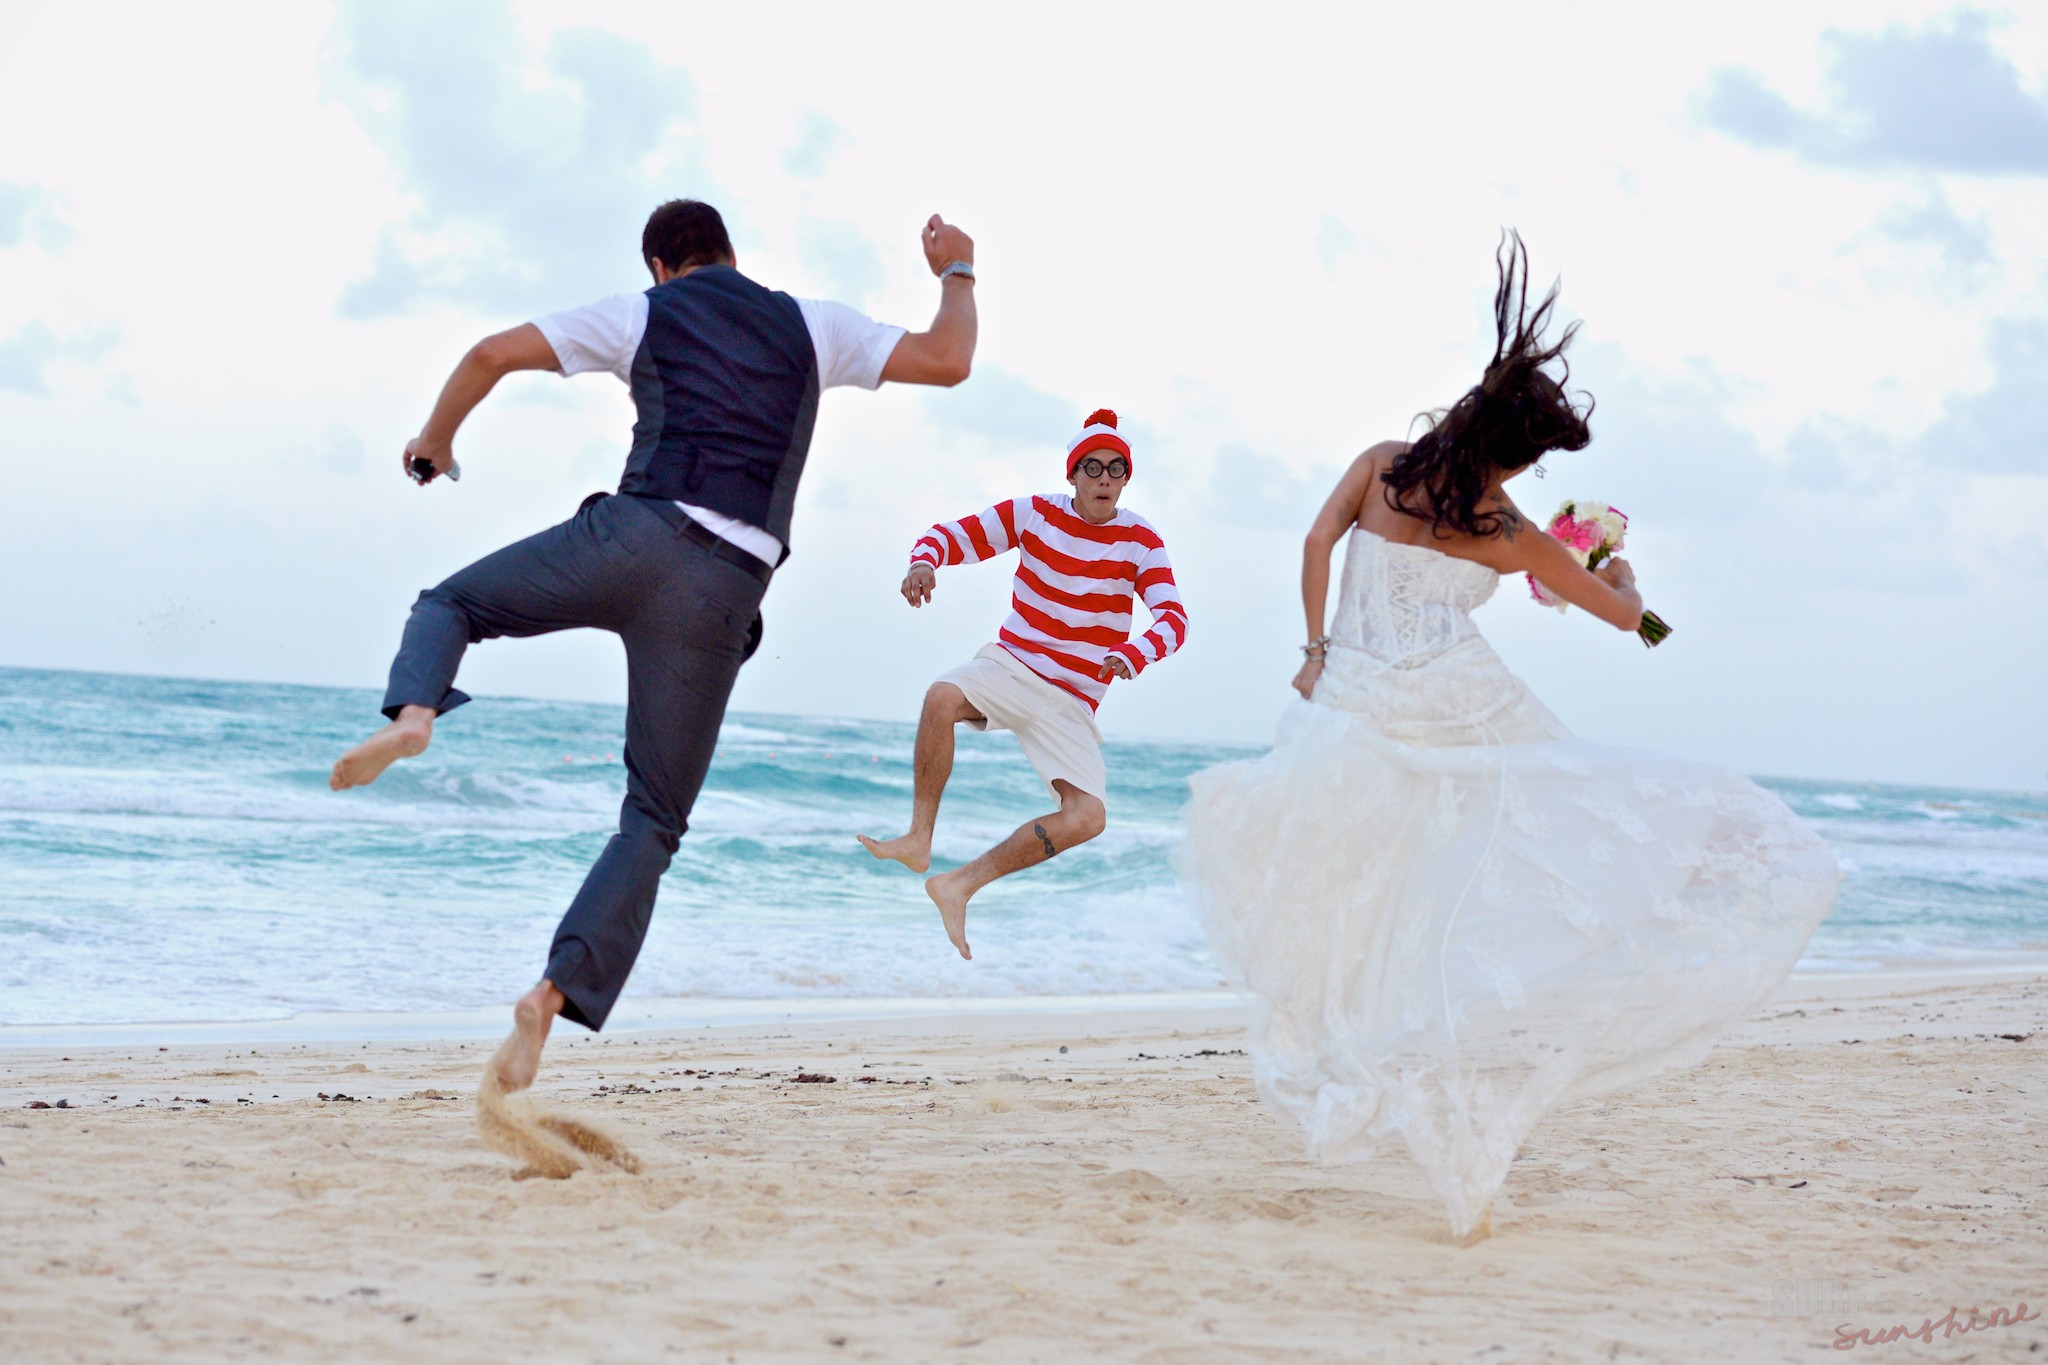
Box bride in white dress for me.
[1181,237,1839,1237]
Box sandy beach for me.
[1,968,2043,1363]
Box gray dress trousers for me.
[380,492,766,1030]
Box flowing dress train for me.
[1181,529,1839,1235]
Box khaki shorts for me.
[937,644,1108,806]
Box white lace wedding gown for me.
[1181,529,1839,1236]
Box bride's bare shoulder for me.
[1317,443,1411,535]
[1339,440,1412,486]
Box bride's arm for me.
[1514,530,1645,631]
[1293,450,1380,696]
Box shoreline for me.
[4,956,2045,1051]
[0,988,1245,1050]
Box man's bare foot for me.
[925,871,971,960]
[329,706,436,791]
[488,981,564,1093]
[857,832,932,874]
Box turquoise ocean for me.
[1,666,2043,1027]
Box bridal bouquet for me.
[1527,500,1673,647]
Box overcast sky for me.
[2,1,2043,791]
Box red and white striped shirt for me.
[910,494,1188,710]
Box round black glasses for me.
[1076,457,1130,480]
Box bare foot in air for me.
[925,871,972,960]
[329,706,435,791]
[488,981,564,1093]
[857,832,932,873]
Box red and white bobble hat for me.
[1065,408,1133,478]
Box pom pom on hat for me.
[1066,407,1133,477]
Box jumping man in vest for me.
[328,200,978,1092]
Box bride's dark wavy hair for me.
[1383,231,1594,538]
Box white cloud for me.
[329,0,705,315]
[794,216,884,309]
[916,364,1076,449]
[1208,444,1339,532]
[0,182,73,251]
[1875,185,1996,268]
[1912,316,2048,476]
[1699,11,2048,174]
[783,111,848,179]
[1315,215,1359,275]
[0,321,116,394]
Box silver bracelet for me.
[939,260,975,283]
[1301,635,1331,657]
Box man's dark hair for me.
[642,199,735,275]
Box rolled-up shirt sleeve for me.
[530,293,648,384]
[797,298,907,390]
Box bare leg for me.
[927,780,1106,960]
[489,979,566,1093]
[858,682,984,873]
[329,704,437,791]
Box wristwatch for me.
[939,260,975,283]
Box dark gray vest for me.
[618,265,819,562]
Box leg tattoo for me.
[927,796,1097,962]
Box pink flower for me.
[1556,518,1601,553]
[1529,499,1639,617]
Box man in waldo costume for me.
[858,410,1189,959]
